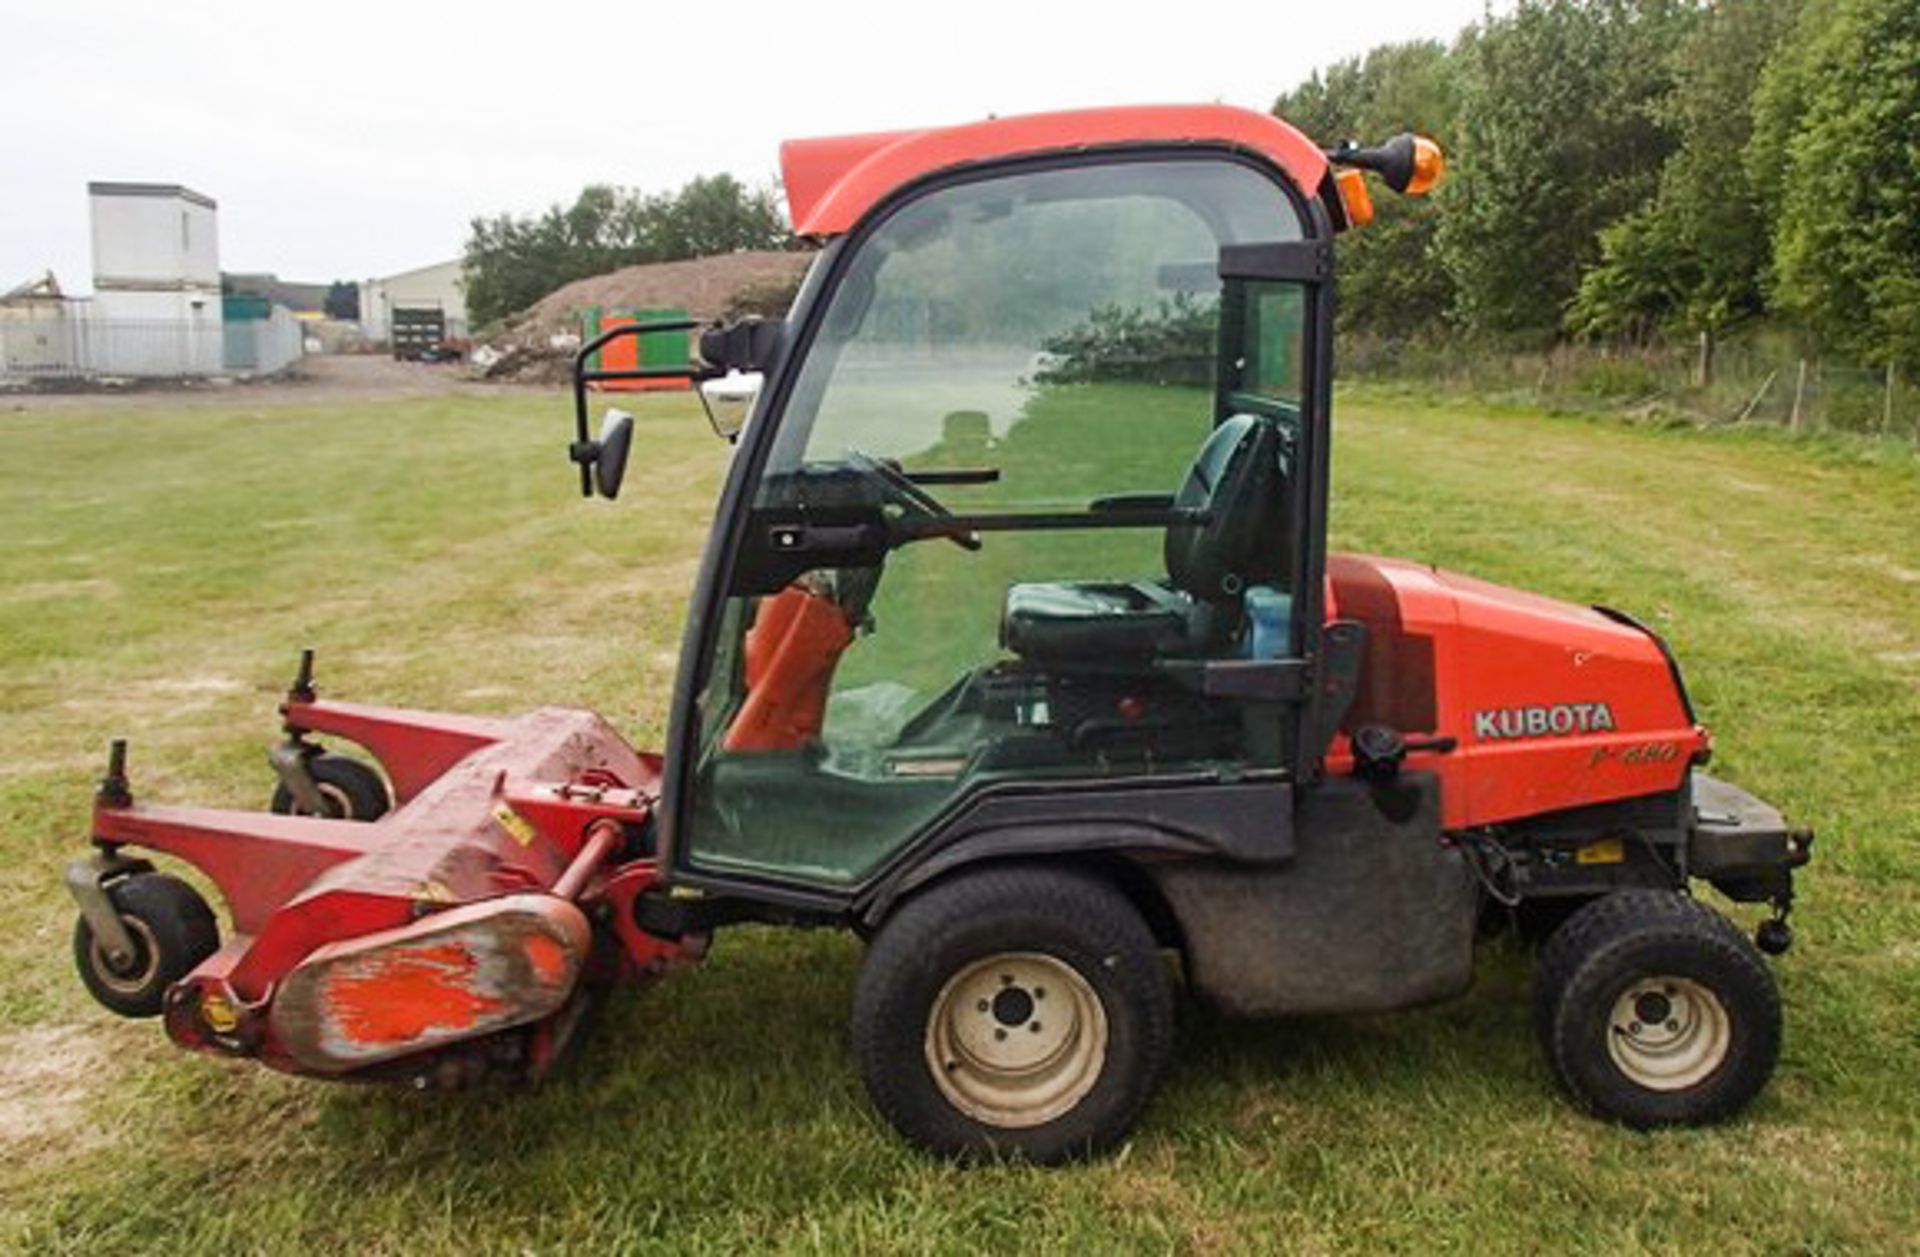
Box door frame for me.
[656,145,1339,911]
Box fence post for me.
[1790,359,1808,431]
[1887,362,1898,435]
[1736,369,1778,424]
[1695,329,1713,388]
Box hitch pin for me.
[96,738,132,810]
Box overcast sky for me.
[2,0,1494,292]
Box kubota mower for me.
[69,106,1811,1162]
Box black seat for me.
[1001,414,1289,667]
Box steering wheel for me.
[845,449,982,551]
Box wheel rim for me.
[88,916,161,995]
[296,782,351,818]
[1606,975,1731,1091]
[924,951,1108,1129]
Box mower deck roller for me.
[69,104,1811,1161]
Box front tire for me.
[1534,890,1780,1128]
[851,866,1172,1163]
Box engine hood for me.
[1325,553,1705,829]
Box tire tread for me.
[73,873,220,1018]
[1533,890,1779,1127]
[851,865,1172,1163]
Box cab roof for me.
[780,104,1328,239]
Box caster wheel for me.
[270,753,391,821]
[73,873,220,1018]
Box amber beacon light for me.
[1329,133,1446,198]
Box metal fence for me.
[1,311,304,382]
[1340,333,1920,444]
[222,310,305,375]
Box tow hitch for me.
[1690,771,1813,954]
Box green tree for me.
[1755,0,1920,365]
[1436,0,1695,339]
[462,177,792,326]
[1569,0,1800,339]
[1274,41,1459,337]
[463,184,637,326]
[647,174,789,260]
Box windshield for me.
[766,158,1304,505]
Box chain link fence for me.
[1340,331,1919,444]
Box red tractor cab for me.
[70,106,1809,1162]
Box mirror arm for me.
[568,318,703,497]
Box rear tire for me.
[851,866,1172,1163]
[73,874,220,1018]
[1534,890,1780,1128]
[270,753,390,821]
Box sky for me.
[1,0,1494,293]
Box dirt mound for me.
[477,250,813,384]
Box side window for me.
[1242,283,1306,404]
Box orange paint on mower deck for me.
[522,930,568,986]
[322,941,508,1046]
[268,893,592,1073]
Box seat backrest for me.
[1163,414,1290,601]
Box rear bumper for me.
[1688,771,1812,901]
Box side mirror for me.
[591,408,634,499]
[698,371,763,441]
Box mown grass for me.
[1,381,1917,1253]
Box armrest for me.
[1090,492,1176,513]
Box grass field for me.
[2,377,1917,1253]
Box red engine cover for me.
[1327,553,1705,830]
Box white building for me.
[359,259,469,343]
[0,183,304,383]
[86,182,225,374]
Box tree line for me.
[461,174,793,327]
[1274,0,1920,369]
[461,0,1916,369]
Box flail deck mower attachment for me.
[67,652,697,1086]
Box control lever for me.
[1352,725,1458,785]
